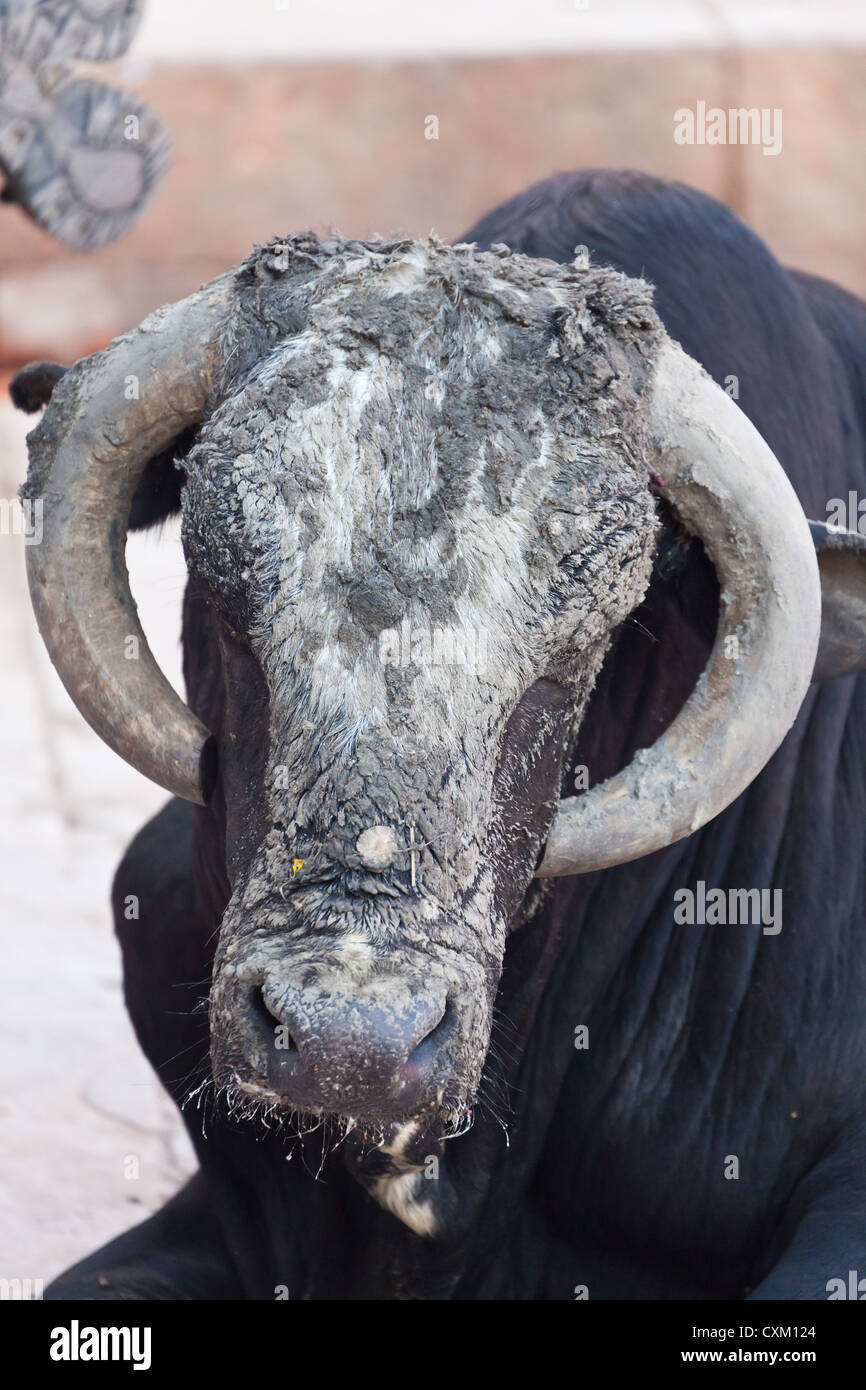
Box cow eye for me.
[193,578,251,646]
[216,611,256,656]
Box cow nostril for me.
[405,998,454,1074]
[250,986,299,1054]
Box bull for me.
[16,169,866,1299]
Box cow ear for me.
[9,362,67,413]
[127,426,198,531]
[810,520,866,680]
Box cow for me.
[15,169,866,1300]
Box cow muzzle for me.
[233,966,454,1119]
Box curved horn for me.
[538,339,821,877]
[22,274,235,804]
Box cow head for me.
[21,236,820,1150]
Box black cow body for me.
[45,172,866,1300]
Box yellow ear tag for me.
[291,858,305,878]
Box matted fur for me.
[180,233,663,1215]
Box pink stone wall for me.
[1,46,864,367]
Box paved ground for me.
[0,402,196,1291]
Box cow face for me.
[178,236,661,1138]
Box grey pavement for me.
[0,403,196,1289]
